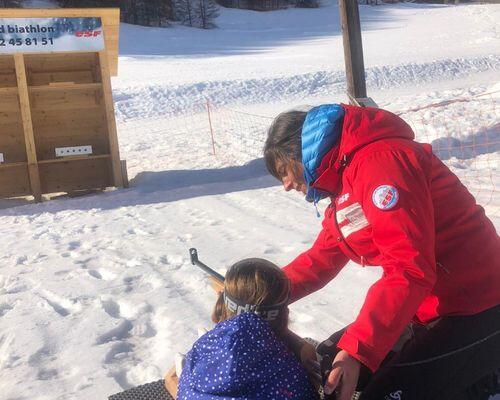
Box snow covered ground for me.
[1,1,499,399]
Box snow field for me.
[1,1,499,399]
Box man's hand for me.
[324,350,360,400]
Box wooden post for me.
[338,0,367,100]
[14,53,42,202]
[98,51,124,188]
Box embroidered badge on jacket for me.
[372,185,399,210]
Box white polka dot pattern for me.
[177,313,318,399]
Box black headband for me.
[223,290,288,322]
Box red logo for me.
[75,30,102,38]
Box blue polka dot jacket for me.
[177,312,319,399]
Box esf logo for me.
[75,30,102,37]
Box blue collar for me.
[301,104,344,204]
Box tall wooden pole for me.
[338,0,367,100]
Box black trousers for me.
[317,305,500,400]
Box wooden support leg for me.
[14,54,42,202]
[98,51,124,188]
[27,164,42,202]
[120,160,129,189]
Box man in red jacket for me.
[264,104,500,400]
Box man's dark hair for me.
[263,110,306,179]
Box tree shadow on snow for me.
[119,2,442,57]
[0,158,280,216]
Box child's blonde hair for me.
[212,258,290,336]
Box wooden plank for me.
[30,89,102,111]
[0,165,31,197]
[29,70,95,86]
[39,158,112,193]
[98,51,123,188]
[0,161,27,169]
[31,108,106,128]
[29,82,102,92]
[0,92,21,112]
[0,110,23,124]
[0,121,28,163]
[120,160,129,189]
[14,54,42,202]
[35,136,109,161]
[0,55,15,69]
[31,109,108,160]
[38,154,110,164]
[0,55,16,86]
[25,53,97,71]
[0,9,120,76]
[0,87,17,94]
[33,122,107,140]
[338,0,367,100]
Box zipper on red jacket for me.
[437,261,450,274]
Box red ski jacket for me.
[284,104,500,372]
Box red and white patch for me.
[372,185,399,210]
[336,202,369,237]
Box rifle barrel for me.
[189,248,225,283]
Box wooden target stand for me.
[0,9,126,202]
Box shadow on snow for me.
[0,158,280,215]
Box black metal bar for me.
[189,248,225,283]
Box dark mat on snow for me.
[108,379,174,400]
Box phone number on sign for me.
[0,37,54,46]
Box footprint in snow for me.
[37,290,82,317]
[95,319,133,345]
[101,298,121,319]
[0,303,14,317]
[88,270,103,280]
[37,368,59,380]
[104,342,134,364]
[67,241,81,251]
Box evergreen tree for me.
[295,0,320,8]
[0,0,22,7]
[174,0,196,26]
[196,0,219,29]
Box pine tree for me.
[57,0,173,27]
[0,0,22,7]
[196,0,219,29]
[174,0,196,26]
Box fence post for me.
[338,0,367,100]
[206,99,216,156]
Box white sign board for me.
[0,17,104,54]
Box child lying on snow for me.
[176,258,320,400]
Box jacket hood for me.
[178,313,317,400]
[302,104,415,201]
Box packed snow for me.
[1,1,499,399]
